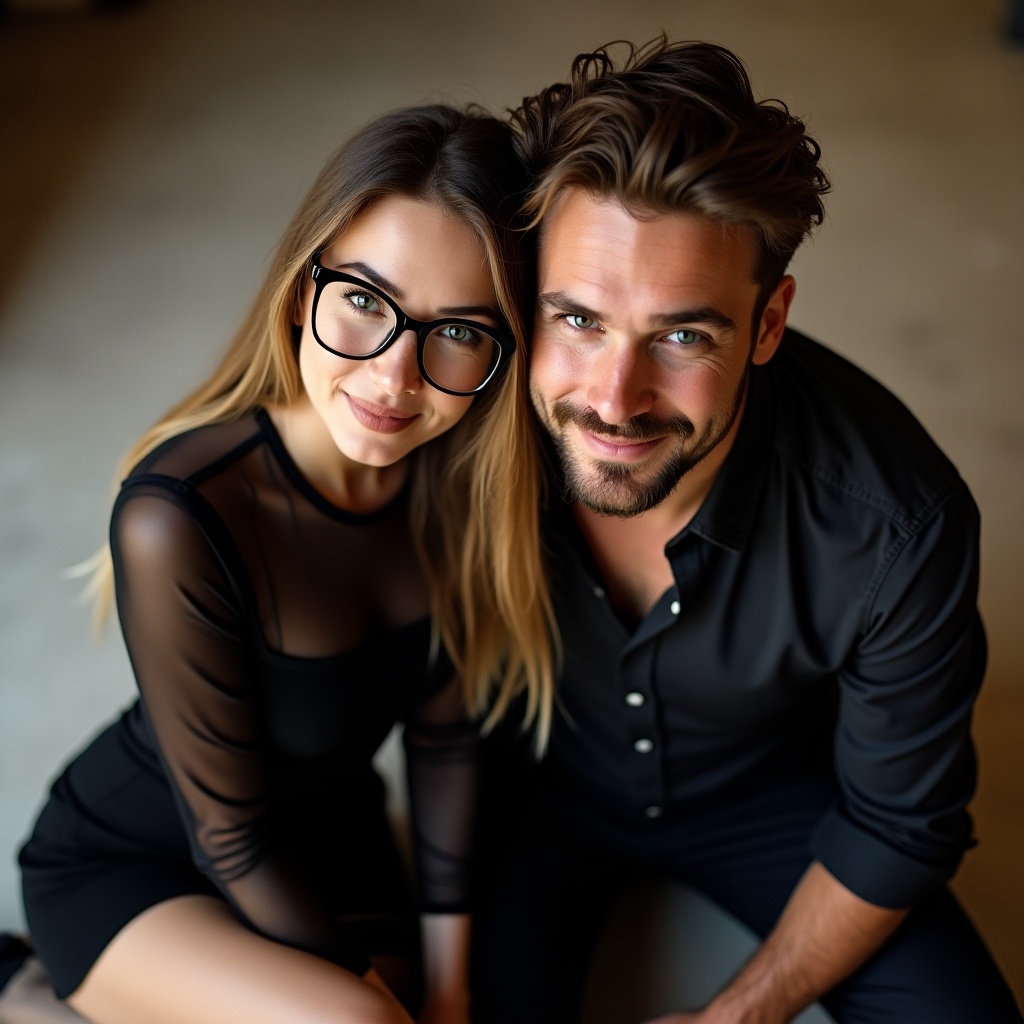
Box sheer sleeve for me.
[110,481,370,973]
[403,675,479,913]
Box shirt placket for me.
[617,533,705,822]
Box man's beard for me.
[537,368,748,518]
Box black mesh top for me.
[108,407,476,970]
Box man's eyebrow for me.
[539,292,737,334]
[538,291,605,323]
[649,306,737,332]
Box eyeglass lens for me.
[315,280,501,394]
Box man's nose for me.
[368,330,422,396]
[586,341,655,425]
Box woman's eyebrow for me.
[335,261,404,299]
[435,303,502,320]
[332,261,499,321]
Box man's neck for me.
[571,401,745,625]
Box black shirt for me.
[545,329,984,910]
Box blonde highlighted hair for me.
[85,104,557,749]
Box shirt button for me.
[633,738,654,753]
[593,586,605,598]
[644,805,663,819]
[625,691,645,707]
[670,600,681,615]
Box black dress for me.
[19,409,476,999]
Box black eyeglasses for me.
[309,259,515,397]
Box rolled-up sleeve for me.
[811,486,984,908]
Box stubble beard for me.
[535,366,749,519]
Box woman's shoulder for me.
[110,413,272,583]
[126,411,267,486]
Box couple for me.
[17,38,1021,1024]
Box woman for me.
[18,104,554,1024]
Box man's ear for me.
[752,275,796,366]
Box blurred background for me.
[1,0,1021,1014]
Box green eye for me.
[567,314,597,330]
[443,325,473,342]
[348,291,380,312]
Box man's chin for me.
[564,461,683,518]
[573,491,652,519]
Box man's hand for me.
[642,861,907,1024]
[642,1014,702,1023]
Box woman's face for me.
[295,195,502,468]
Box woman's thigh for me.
[67,895,414,1024]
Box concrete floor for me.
[1,0,1021,1014]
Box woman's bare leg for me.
[66,896,414,1024]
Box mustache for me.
[550,401,694,442]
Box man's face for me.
[529,189,789,517]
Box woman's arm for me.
[403,677,480,1022]
[111,483,370,975]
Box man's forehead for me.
[537,188,757,287]
[537,188,640,246]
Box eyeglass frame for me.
[308,257,517,397]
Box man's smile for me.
[579,429,666,461]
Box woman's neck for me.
[266,396,409,514]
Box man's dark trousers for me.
[472,766,1022,1024]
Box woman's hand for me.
[417,987,472,1024]
[419,913,472,1024]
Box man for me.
[474,39,1021,1023]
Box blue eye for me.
[665,329,703,346]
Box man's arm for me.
[644,861,906,1024]
[646,486,982,1024]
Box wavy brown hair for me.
[510,36,831,321]
[84,104,557,746]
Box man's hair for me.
[511,37,831,316]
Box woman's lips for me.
[345,394,419,434]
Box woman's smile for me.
[343,392,420,434]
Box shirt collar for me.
[541,354,777,559]
[675,360,776,554]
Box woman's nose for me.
[367,330,422,396]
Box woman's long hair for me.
[84,104,557,748]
